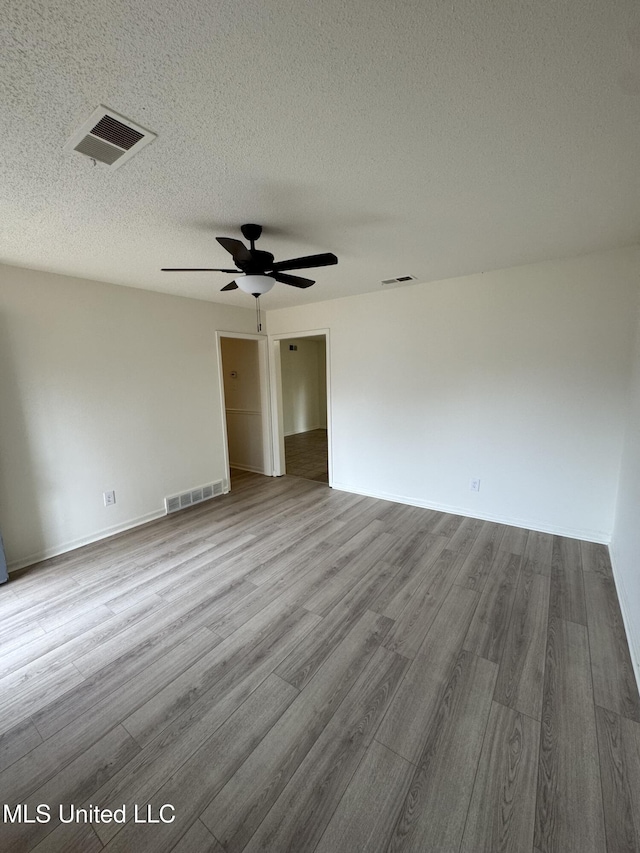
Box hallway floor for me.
[284,428,329,483]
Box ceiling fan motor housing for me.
[240,223,262,244]
[239,249,274,273]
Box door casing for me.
[268,329,332,484]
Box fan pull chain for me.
[255,295,262,333]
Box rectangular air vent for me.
[381,275,418,286]
[64,105,156,170]
[164,480,224,515]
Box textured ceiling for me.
[2,0,640,309]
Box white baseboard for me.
[7,509,166,573]
[284,425,324,437]
[229,462,269,475]
[608,543,640,697]
[330,481,611,544]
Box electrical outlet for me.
[103,490,116,506]
[470,478,481,492]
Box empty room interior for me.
[1,1,640,851]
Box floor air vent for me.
[64,106,156,170]
[165,481,224,514]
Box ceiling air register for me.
[64,105,156,169]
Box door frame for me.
[216,331,274,487]
[268,328,332,484]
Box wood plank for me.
[551,535,582,571]
[313,739,413,853]
[275,560,397,689]
[378,503,440,538]
[1,724,139,851]
[98,674,297,852]
[1,574,81,610]
[594,705,640,853]
[0,584,21,610]
[580,541,613,578]
[376,584,479,762]
[455,521,506,592]
[0,660,86,736]
[369,535,449,619]
[460,701,540,853]
[0,717,42,773]
[0,628,219,804]
[31,622,221,740]
[72,581,236,677]
[90,608,319,844]
[386,649,498,852]
[382,548,459,658]
[302,530,397,615]
[121,606,318,747]
[107,545,256,610]
[0,594,166,681]
[534,617,606,853]
[0,623,48,661]
[243,517,351,586]
[232,646,409,853]
[336,495,391,528]
[202,551,329,638]
[0,594,113,645]
[381,529,449,578]
[200,610,393,853]
[10,593,117,637]
[522,531,553,576]
[549,535,586,625]
[429,511,464,538]
[446,516,484,556]
[30,822,103,853]
[584,572,640,722]
[464,550,521,663]
[212,521,387,637]
[499,524,530,556]
[169,820,224,852]
[1,577,80,619]
[494,563,550,720]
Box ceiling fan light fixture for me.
[236,274,275,296]
[162,224,338,296]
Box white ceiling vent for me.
[381,275,418,287]
[64,105,156,170]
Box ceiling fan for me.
[162,223,338,297]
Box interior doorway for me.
[217,332,272,487]
[270,332,331,485]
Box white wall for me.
[220,337,265,473]
[281,337,327,435]
[0,263,255,568]
[611,275,640,685]
[268,248,639,541]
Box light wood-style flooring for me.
[1,471,639,852]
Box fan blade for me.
[273,272,315,288]
[270,252,338,273]
[216,237,252,264]
[161,268,238,273]
[221,281,239,291]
